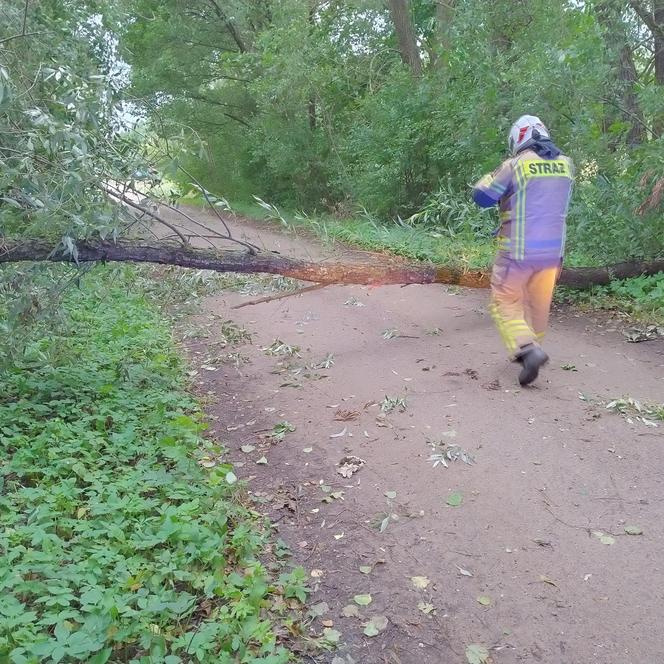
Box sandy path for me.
[178,208,664,664]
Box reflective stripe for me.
[514,164,527,260]
[489,180,507,196]
[489,300,535,354]
[560,186,573,257]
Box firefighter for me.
[472,115,574,385]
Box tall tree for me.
[629,0,664,132]
[595,0,646,145]
[435,0,455,69]
[387,0,423,76]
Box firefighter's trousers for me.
[489,255,559,356]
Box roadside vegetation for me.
[0,265,308,663]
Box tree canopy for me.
[119,0,664,261]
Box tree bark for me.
[434,0,455,70]
[3,238,664,289]
[596,0,646,145]
[656,0,664,86]
[629,0,664,133]
[387,0,423,76]
[308,1,317,130]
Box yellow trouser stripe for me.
[489,302,535,354]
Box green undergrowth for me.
[557,272,664,325]
[0,266,307,664]
[182,197,605,270]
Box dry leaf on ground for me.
[336,455,366,478]
[465,644,490,664]
[363,615,388,637]
[411,576,430,590]
[335,409,360,421]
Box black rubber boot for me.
[516,344,549,386]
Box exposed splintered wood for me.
[2,238,664,289]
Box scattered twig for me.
[231,283,328,309]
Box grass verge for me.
[0,265,307,663]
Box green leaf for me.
[624,525,643,536]
[446,491,464,507]
[353,594,372,606]
[363,615,388,637]
[592,531,616,545]
[465,644,490,664]
[322,627,342,645]
[88,649,112,664]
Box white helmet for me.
[508,115,550,155]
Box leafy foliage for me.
[120,0,664,262]
[0,1,139,242]
[0,266,306,663]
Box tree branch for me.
[22,0,29,35]
[185,94,252,127]
[100,185,190,245]
[0,31,40,45]
[207,0,248,53]
[629,0,663,36]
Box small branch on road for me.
[231,283,328,309]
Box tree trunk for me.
[596,0,646,145]
[651,0,664,133]
[3,238,664,289]
[656,0,664,85]
[433,0,455,70]
[387,0,423,76]
[629,0,664,87]
[308,1,317,130]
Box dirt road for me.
[179,208,664,664]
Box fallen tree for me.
[3,237,664,289]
